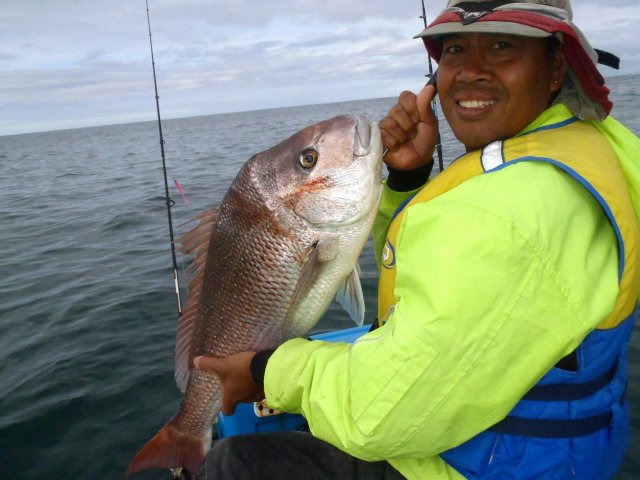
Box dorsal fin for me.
[174,207,218,393]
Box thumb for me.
[193,355,237,415]
[416,84,437,125]
[193,355,223,376]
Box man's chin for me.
[456,132,501,152]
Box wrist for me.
[386,161,433,192]
[250,349,276,385]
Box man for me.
[194,1,640,478]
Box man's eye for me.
[443,45,463,55]
[493,41,512,50]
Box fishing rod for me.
[420,0,444,172]
[145,0,183,316]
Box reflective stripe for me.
[481,140,505,172]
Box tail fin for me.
[125,422,211,478]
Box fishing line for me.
[145,0,183,316]
[420,0,445,172]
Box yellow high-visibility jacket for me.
[264,104,640,479]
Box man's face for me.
[437,33,565,151]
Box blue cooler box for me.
[216,325,369,438]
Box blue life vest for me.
[435,119,638,479]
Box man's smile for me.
[457,99,497,109]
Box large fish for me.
[126,114,383,477]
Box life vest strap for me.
[489,381,627,438]
[489,412,612,438]
[521,361,617,401]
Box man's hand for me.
[380,84,438,171]
[193,351,264,416]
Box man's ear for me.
[550,46,569,93]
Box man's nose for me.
[456,53,493,84]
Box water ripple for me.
[0,87,638,479]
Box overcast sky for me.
[1,0,638,136]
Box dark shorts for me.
[197,431,406,480]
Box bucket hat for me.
[415,0,619,119]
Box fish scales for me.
[196,171,313,353]
[126,114,383,477]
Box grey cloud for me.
[0,0,637,136]
[154,0,433,25]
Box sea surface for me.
[1,74,639,479]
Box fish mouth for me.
[353,114,383,178]
[321,116,382,228]
[354,114,383,183]
[354,114,372,157]
[297,116,383,230]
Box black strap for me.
[455,1,513,13]
[489,413,612,438]
[387,163,433,192]
[454,1,514,24]
[250,349,276,385]
[490,379,628,439]
[522,362,617,401]
[595,49,621,70]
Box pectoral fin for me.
[335,264,365,327]
[288,242,365,330]
[288,241,323,316]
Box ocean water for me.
[0,74,639,480]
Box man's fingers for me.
[220,400,237,416]
[388,105,416,135]
[397,91,420,123]
[380,117,413,151]
[380,93,421,152]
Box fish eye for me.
[298,148,318,169]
